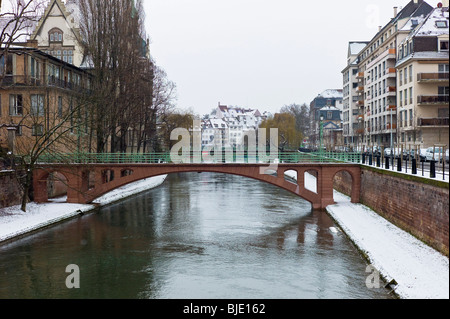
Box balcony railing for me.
[386,123,397,130]
[417,118,449,127]
[1,74,88,93]
[417,95,449,105]
[417,72,449,82]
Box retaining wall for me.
[334,167,449,256]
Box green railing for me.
[37,151,362,165]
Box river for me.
[0,172,394,299]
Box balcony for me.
[417,95,449,105]
[357,72,364,79]
[386,86,396,96]
[357,100,364,106]
[387,48,396,60]
[417,118,449,127]
[386,68,396,78]
[1,74,87,92]
[388,104,397,111]
[386,123,397,130]
[417,72,449,83]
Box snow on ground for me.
[285,170,449,299]
[0,169,448,299]
[0,175,167,243]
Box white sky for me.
[143,0,442,116]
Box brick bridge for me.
[33,163,361,210]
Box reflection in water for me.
[0,173,393,299]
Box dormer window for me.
[49,28,63,43]
[436,21,448,28]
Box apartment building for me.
[352,0,434,149]
[395,4,449,148]
[342,42,369,149]
[0,44,92,154]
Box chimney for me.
[378,26,382,32]
[393,6,398,17]
[26,39,38,48]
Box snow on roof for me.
[317,89,343,99]
[412,7,450,37]
[349,42,368,55]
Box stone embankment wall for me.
[0,171,22,208]
[334,167,449,256]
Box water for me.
[0,173,394,299]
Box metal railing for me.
[37,151,363,165]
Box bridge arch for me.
[33,163,361,210]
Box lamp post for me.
[319,115,324,153]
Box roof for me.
[411,6,450,37]
[31,0,81,43]
[349,42,369,55]
[317,89,343,99]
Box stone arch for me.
[304,169,319,194]
[33,169,71,203]
[330,167,360,205]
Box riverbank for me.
[285,171,449,299]
[0,171,448,299]
[0,175,167,243]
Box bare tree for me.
[78,0,152,154]
[1,0,45,83]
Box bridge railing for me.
[37,151,362,165]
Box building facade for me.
[356,0,434,150]
[395,4,449,148]
[309,89,343,150]
[342,42,369,150]
[0,44,92,154]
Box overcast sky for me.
[143,0,442,116]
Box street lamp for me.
[319,115,324,153]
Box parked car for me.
[418,148,428,162]
[384,147,402,158]
[425,147,445,162]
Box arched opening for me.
[47,171,68,200]
[121,169,134,178]
[332,170,354,203]
[284,169,297,184]
[101,169,115,184]
[304,169,318,194]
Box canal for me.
[0,173,394,299]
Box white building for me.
[202,104,271,149]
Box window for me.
[327,111,333,119]
[409,65,413,82]
[404,67,408,84]
[58,96,63,118]
[9,94,23,116]
[31,94,45,116]
[436,21,448,28]
[440,40,449,51]
[439,64,449,72]
[49,29,63,43]
[32,124,44,136]
[409,88,413,104]
[399,70,403,86]
[399,91,403,106]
